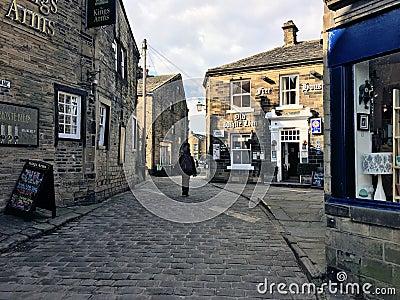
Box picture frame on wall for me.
[357,113,369,131]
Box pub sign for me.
[0,102,39,147]
[86,0,116,29]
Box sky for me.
[124,0,324,133]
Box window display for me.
[354,52,400,202]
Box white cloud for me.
[124,0,324,131]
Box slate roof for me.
[205,39,323,77]
[137,74,181,95]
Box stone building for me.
[188,131,206,163]
[0,0,140,209]
[323,0,400,294]
[203,21,323,183]
[137,74,188,176]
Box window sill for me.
[227,165,255,170]
[326,198,400,229]
[226,107,255,114]
[275,104,303,111]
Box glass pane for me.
[72,117,77,125]
[233,95,241,107]
[58,125,64,133]
[289,76,297,89]
[233,151,241,164]
[242,95,250,107]
[282,77,289,90]
[242,80,250,93]
[232,82,241,94]
[242,151,250,164]
[65,116,71,125]
[65,125,71,134]
[289,91,296,104]
[65,95,71,105]
[58,114,65,124]
[58,93,65,103]
[58,104,65,113]
[71,126,77,134]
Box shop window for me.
[160,142,172,165]
[112,40,128,80]
[98,103,110,148]
[353,52,400,203]
[280,75,299,106]
[231,79,251,109]
[57,91,81,140]
[231,134,252,167]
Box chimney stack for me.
[282,20,298,46]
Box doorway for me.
[287,142,299,177]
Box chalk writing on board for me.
[311,170,324,188]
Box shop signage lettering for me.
[86,0,116,29]
[5,0,58,37]
[0,102,38,146]
[0,80,11,89]
[302,83,323,92]
[256,87,273,96]
[223,114,258,129]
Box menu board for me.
[0,102,39,147]
[311,170,324,189]
[6,161,56,218]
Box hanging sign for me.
[6,160,56,218]
[86,0,116,28]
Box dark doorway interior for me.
[288,142,299,177]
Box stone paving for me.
[0,176,315,299]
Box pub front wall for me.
[205,64,324,183]
[0,0,139,209]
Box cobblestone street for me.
[0,177,313,299]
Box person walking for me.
[178,142,197,197]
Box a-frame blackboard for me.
[5,160,56,219]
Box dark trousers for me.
[182,174,190,195]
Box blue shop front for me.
[325,3,400,291]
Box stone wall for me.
[326,203,400,294]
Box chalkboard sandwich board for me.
[311,169,324,189]
[5,160,56,219]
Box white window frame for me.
[98,103,107,147]
[112,40,118,72]
[58,91,81,139]
[132,116,137,151]
[120,47,126,79]
[160,142,172,166]
[280,74,300,108]
[228,134,254,170]
[228,79,253,113]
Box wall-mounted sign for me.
[223,113,258,129]
[213,130,224,138]
[86,0,116,28]
[311,118,322,134]
[0,102,39,147]
[213,144,220,160]
[0,80,11,89]
[5,0,58,36]
[302,83,323,93]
